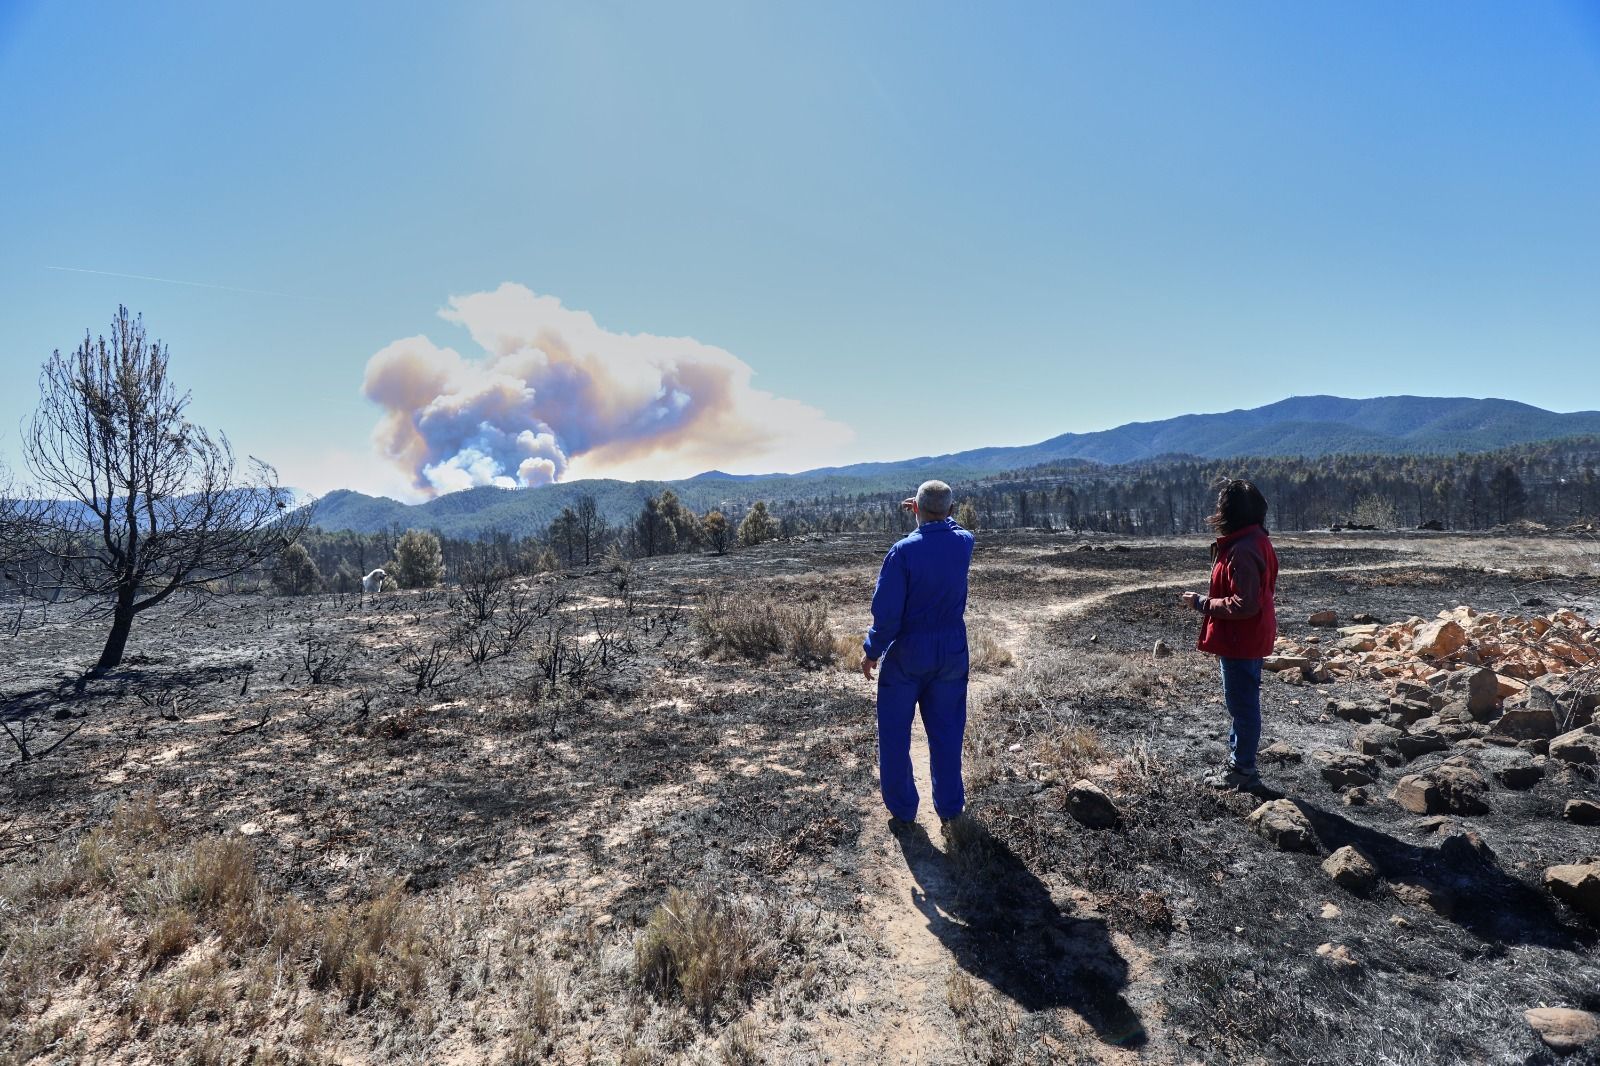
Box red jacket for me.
[1196,524,1278,659]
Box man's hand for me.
[1180,591,1202,611]
[862,656,877,681]
[900,497,918,516]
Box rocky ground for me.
[2,529,1599,1064]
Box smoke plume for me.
[363,284,852,496]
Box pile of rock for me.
[1266,605,1600,689]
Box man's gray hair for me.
[916,480,954,518]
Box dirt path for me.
[1034,558,1424,619]
[855,714,964,1064]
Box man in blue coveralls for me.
[862,480,975,829]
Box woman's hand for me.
[1180,591,1202,611]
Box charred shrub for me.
[297,627,354,685]
[455,561,510,624]
[396,637,460,694]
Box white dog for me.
[361,568,387,596]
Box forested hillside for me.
[310,395,1600,539]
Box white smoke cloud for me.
[363,285,853,497]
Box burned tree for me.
[22,306,306,673]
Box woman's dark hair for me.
[1209,478,1268,535]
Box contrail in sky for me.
[44,265,315,300]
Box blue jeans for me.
[876,640,969,821]
[1220,657,1263,773]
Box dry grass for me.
[0,797,449,1062]
[308,882,431,1010]
[946,967,1024,1065]
[833,633,866,672]
[718,1017,763,1065]
[633,888,779,1021]
[1038,724,1110,782]
[968,618,1016,674]
[696,591,837,667]
[940,815,1009,887]
[831,623,1012,676]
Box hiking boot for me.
[1205,765,1262,791]
[887,815,917,834]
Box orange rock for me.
[1496,676,1528,700]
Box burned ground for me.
[2,531,1599,1064]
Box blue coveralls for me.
[864,517,975,822]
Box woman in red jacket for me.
[1181,479,1279,790]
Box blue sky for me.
[2,1,1598,498]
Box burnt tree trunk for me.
[94,598,135,674]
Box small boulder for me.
[1491,707,1560,741]
[1313,750,1378,788]
[1391,877,1454,916]
[1152,639,1172,659]
[1393,730,1451,761]
[1496,759,1545,790]
[1331,700,1376,723]
[1413,814,1459,835]
[1563,799,1600,826]
[1264,655,1312,673]
[1260,740,1302,764]
[1249,799,1318,853]
[1391,760,1490,816]
[1446,667,1501,720]
[1543,863,1600,919]
[1308,610,1338,627]
[1550,725,1600,766]
[1391,699,1435,725]
[1322,845,1378,893]
[1394,679,1434,702]
[1412,620,1467,658]
[1065,780,1120,829]
[1524,1007,1600,1055]
[1438,828,1497,867]
[1343,786,1372,807]
[1353,723,1402,756]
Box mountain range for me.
[311,395,1600,536]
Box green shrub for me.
[394,530,443,588]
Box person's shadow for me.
[892,817,1147,1048]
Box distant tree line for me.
[279,439,1600,597]
[655,439,1597,539]
[284,492,788,595]
[762,441,1600,537]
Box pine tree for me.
[273,542,322,596]
[703,510,732,554]
[738,501,778,547]
[549,506,581,565]
[635,496,678,556]
[395,529,444,588]
[1488,464,1528,525]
